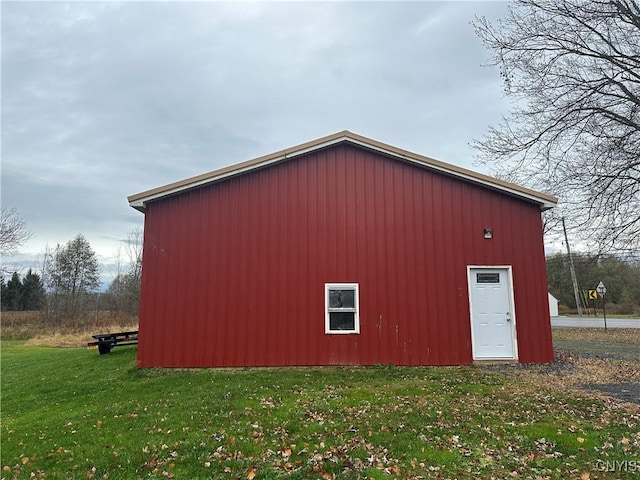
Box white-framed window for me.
[325,283,360,334]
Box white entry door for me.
[468,267,516,360]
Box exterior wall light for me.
[484,228,493,239]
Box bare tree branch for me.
[473,0,640,253]
[0,207,33,272]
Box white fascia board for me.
[129,135,555,212]
[128,137,350,212]
[346,138,556,210]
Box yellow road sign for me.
[588,290,598,300]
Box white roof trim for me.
[129,132,557,212]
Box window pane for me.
[329,312,355,331]
[477,273,500,283]
[329,289,355,308]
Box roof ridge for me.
[128,131,557,212]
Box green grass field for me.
[2,340,638,479]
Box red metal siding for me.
[137,144,553,367]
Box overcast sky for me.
[2,1,514,285]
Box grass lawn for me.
[2,340,639,480]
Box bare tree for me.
[0,207,32,271]
[47,234,100,321]
[124,225,143,285]
[106,226,143,316]
[473,0,640,254]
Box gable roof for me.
[128,130,557,212]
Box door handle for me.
[506,314,511,322]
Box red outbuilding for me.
[128,131,557,368]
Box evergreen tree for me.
[22,269,45,310]
[3,272,23,311]
[1,277,7,311]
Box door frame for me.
[467,265,518,361]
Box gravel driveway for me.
[552,338,639,405]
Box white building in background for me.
[548,292,559,317]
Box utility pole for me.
[562,217,583,317]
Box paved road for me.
[551,316,640,328]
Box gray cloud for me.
[2,1,510,282]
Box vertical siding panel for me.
[265,170,278,366]
[223,183,233,364]
[507,201,525,361]
[361,151,376,364]
[238,178,251,367]
[395,164,409,364]
[243,174,255,366]
[459,184,474,364]
[195,189,211,366]
[207,187,220,367]
[317,150,330,364]
[306,156,319,365]
[297,161,308,366]
[442,182,456,365]
[157,204,171,367]
[219,183,234,366]
[423,173,438,364]
[255,171,270,366]
[447,184,466,364]
[431,175,447,364]
[163,199,178,366]
[207,187,221,366]
[376,153,388,364]
[284,162,297,366]
[403,168,418,365]
[188,191,201,367]
[274,168,285,366]
[358,151,375,364]
[384,158,398,364]
[517,204,535,361]
[413,173,428,365]
[344,148,359,363]
[370,153,384,364]
[469,188,484,265]
[332,149,346,364]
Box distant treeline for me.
[547,253,640,314]
[1,232,141,321]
